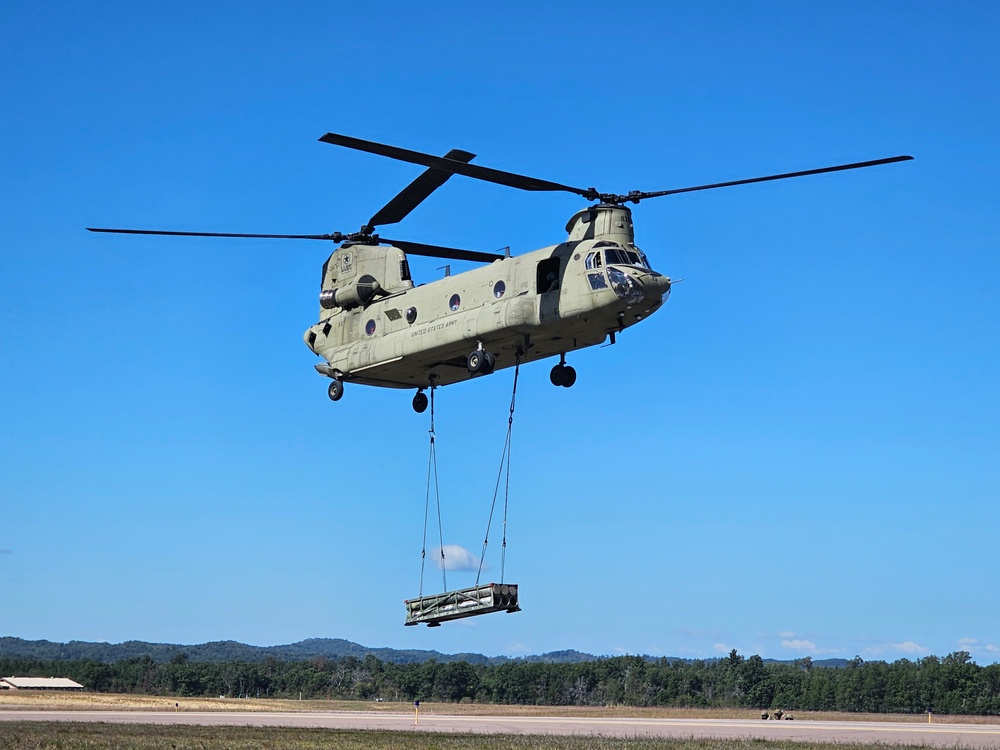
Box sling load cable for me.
[418,384,447,598]
[406,359,523,625]
[476,351,521,587]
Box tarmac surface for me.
[2,709,999,747]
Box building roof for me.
[0,676,84,689]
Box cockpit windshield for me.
[595,241,650,269]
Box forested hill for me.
[2,647,996,714]
[0,637,608,665]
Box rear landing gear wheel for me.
[562,365,577,388]
[412,391,428,413]
[328,380,344,402]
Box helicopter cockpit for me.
[581,240,659,305]
[584,241,651,270]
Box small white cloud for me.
[433,545,480,572]
[778,631,797,639]
[864,640,928,657]
[865,641,927,656]
[507,642,530,654]
[984,644,1000,654]
[782,639,817,652]
[957,637,979,647]
[713,642,730,653]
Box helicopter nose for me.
[639,271,672,301]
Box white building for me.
[0,677,84,691]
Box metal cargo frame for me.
[405,583,520,627]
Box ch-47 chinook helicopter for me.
[88,134,912,413]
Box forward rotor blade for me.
[320,132,591,198]
[633,155,914,201]
[88,227,504,262]
[383,238,505,263]
[364,148,476,232]
[87,227,342,240]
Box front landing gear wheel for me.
[468,350,484,374]
[327,380,344,402]
[468,349,496,375]
[550,362,577,387]
[550,363,568,386]
[412,391,429,413]
[481,350,496,375]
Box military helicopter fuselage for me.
[305,205,670,395]
[87,133,910,412]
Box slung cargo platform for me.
[405,583,520,626]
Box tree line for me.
[2,650,998,714]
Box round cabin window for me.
[449,294,461,311]
[494,280,506,298]
[365,319,376,336]
[405,307,417,324]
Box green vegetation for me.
[2,649,998,715]
[0,723,944,750]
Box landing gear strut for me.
[549,354,576,388]
[412,390,429,413]
[327,379,344,401]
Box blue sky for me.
[2,1,998,664]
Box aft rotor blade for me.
[365,148,476,232]
[320,132,592,198]
[87,227,343,240]
[633,155,914,201]
[383,238,505,263]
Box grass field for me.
[0,722,950,750]
[1,691,997,724]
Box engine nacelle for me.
[319,274,382,310]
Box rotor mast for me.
[565,205,635,243]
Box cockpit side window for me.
[585,252,603,270]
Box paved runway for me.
[2,709,999,747]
